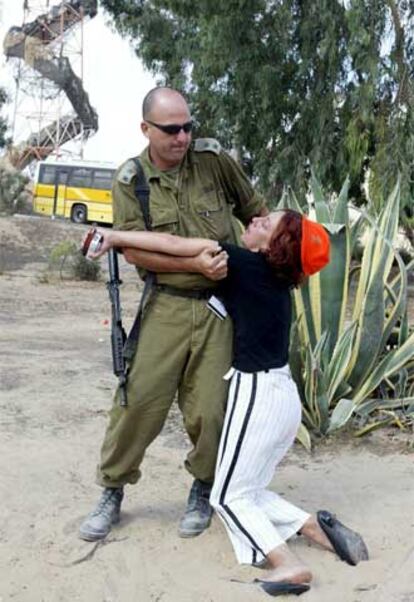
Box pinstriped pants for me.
[210,366,310,565]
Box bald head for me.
[140,87,193,170]
[142,87,190,121]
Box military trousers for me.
[97,291,233,488]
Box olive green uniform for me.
[97,140,266,488]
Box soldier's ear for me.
[141,121,149,138]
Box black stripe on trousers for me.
[220,496,257,564]
[217,373,266,559]
[219,372,241,467]
[223,502,266,558]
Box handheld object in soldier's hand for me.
[82,228,104,256]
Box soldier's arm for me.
[216,151,269,225]
[122,247,227,281]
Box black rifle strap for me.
[133,159,152,231]
[123,158,156,362]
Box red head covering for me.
[301,217,330,275]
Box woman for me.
[84,210,368,597]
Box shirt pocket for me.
[193,187,232,240]
[150,201,179,234]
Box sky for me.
[0,0,156,165]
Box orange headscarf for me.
[301,217,330,276]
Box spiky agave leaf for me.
[287,175,412,443]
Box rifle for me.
[102,158,151,404]
[106,248,128,407]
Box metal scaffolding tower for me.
[4,1,98,170]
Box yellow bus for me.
[33,160,117,224]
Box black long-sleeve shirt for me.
[218,243,292,373]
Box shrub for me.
[47,240,101,281]
[0,165,31,214]
[71,250,101,281]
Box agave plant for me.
[281,176,414,450]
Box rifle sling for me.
[123,158,156,362]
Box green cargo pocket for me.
[150,205,179,234]
[193,188,232,240]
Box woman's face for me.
[241,211,285,252]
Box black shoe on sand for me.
[317,510,369,566]
[254,580,310,597]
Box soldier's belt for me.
[153,284,213,300]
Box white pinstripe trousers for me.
[210,366,310,565]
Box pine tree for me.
[101,0,413,239]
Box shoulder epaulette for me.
[194,138,221,155]
[117,158,138,184]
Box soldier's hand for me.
[196,248,228,280]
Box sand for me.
[0,214,413,602]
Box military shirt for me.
[112,140,266,289]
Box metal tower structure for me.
[4,0,98,170]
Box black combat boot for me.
[79,487,124,541]
[178,479,213,538]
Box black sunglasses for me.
[146,119,193,135]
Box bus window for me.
[57,169,69,184]
[68,167,93,188]
[39,164,57,184]
[92,169,115,190]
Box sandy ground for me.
[0,214,413,602]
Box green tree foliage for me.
[101,0,413,237]
[0,88,31,214]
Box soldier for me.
[79,87,268,542]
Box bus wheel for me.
[71,204,87,224]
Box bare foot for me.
[299,515,334,552]
[261,543,312,584]
[262,563,312,584]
